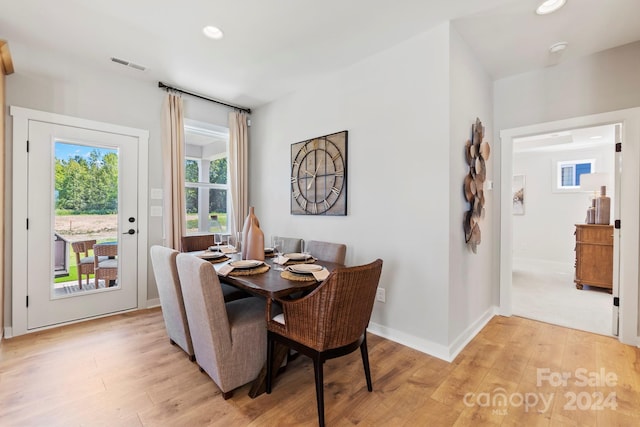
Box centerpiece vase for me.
[241,207,265,261]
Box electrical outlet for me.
[376,287,386,303]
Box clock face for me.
[291,131,347,215]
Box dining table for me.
[198,250,345,398]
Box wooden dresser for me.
[574,224,613,292]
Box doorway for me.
[10,107,149,336]
[499,107,640,346]
[510,124,616,336]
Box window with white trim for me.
[184,120,230,235]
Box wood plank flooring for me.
[0,308,638,426]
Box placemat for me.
[208,256,230,264]
[228,263,270,276]
[280,270,317,282]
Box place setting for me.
[195,250,229,264]
[218,259,270,277]
[280,262,329,282]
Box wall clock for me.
[291,130,347,215]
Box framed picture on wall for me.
[512,175,525,215]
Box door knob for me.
[123,229,136,235]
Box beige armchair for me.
[176,253,268,399]
[150,245,194,360]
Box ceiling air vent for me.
[110,57,147,71]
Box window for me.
[184,120,230,235]
[556,159,595,190]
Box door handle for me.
[123,229,136,235]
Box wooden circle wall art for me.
[463,118,490,254]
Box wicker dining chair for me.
[304,240,347,264]
[266,258,383,427]
[180,235,216,252]
[71,239,97,288]
[94,243,118,288]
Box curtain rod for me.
[158,81,251,114]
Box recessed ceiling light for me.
[536,0,566,15]
[203,26,224,40]
[590,135,603,140]
[549,41,568,53]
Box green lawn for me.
[186,212,227,232]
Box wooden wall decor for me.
[463,118,490,253]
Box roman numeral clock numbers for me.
[290,131,347,215]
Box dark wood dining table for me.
[207,252,345,397]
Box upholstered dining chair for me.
[150,245,195,360]
[176,253,269,399]
[71,239,98,288]
[273,236,304,254]
[266,259,383,427]
[180,235,249,302]
[93,242,118,288]
[304,240,347,264]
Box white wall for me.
[3,46,230,327]
[448,28,496,345]
[495,41,640,131]
[251,23,498,358]
[513,145,615,267]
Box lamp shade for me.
[580,173,609,193]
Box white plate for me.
[288,264,323,274]
[197,251,225,260]
[284,252,311,261]
[229,260,263,269]
[264,247,274,253]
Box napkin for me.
[312,268,330,281]
[273,255,289,265]
[221,246,238,254]
[218,264,235,276]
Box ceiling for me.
[513,124,616,153]
[1,0,639,109]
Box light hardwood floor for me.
[1,308,638,426]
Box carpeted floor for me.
[512,261,613,336]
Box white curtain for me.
[161,93,186,250]
[228,111,249,235]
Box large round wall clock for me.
[291,130,347,215]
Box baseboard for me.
[369,306,498,363]
[146,298,160,309]
[512,257,573,274]
[447,306,498,361]
[367,322,451,362]
[3,326,12,339]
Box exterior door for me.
[25,120,139,329]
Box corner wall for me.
[448,27,496,349]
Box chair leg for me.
[222,390,234,400]
[77,273,82,289]
[360,334,373,392]
[266,334,274,394]
[313,356,325,427]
